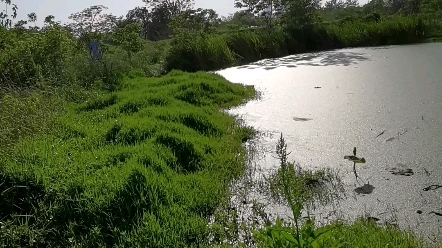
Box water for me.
[218,43,442,242]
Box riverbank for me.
[1,69,440,247]
[0,71,257,247]
[166,15,441,72]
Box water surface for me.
[218,43,442,242]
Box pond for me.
[218,42,442,243]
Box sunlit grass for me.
[0,71,256,247]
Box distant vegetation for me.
[1,0,442,246]
[1,0,442,87]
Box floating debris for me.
[366,216,380,221]
[385,129,408,142]
[293,117,313,121]
[423,185,442,191]
[375,130,386,138]
[388,167,414,176]
[314,86,322,89]
[344,147,366,183]
[429,211,442,217]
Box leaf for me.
[101,39,120,46]
[281,231,298,244]
[354,158,366,163]
[293,202,303,218]
[271,229,281,239]
[314,223,338,237]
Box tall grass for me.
[0,91,57,155]
[0,71,256,247]
[166,15,437,72]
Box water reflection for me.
[220,43,442,244]
[236,51,372,70]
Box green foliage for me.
[259,133,339,247]
[253,218,434,248]
[0,0,18,28]
[0,72,256,247]
[0,92,58,155]
[166,14,436,72]
[2,1,442,247]
[253,218,341,248]
[111,23,144,58]
[318,219,434,247]
[166,34,236,72]
[0,26,77,87]
[0,26,167,91]
[169,8,220,36]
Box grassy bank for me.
[1,72,439,248]
[0,71,256,247]
[166,15,438,72]
[2,3,442,247]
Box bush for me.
[165,15,434,72]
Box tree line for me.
[1,0,441,42]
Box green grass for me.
[320,219,434,248]
[253,218,438,248]
[0,71,256,247]
[0,91,58,155]
[1,71,439,248]
[166,15,437,72]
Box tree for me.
[67,5,120,38]
[143,0,194,17]
[420,0,442,18]
[234,0,267,15]
[224,10,265,26]
[27,12,36,26]
[125,7,151,39]
[13,19,26,28]
[140,0,194,40]
[275,0,322,26]
[0,0,18,28]
[324,0,346,10]
[40,15,62,32]
[111,23,144,58]
[169,8,220,35]
[235,0,277,28]
[44,15,55,24]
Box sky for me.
[3,0,370,27]
[3,0,238,27]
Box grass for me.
[166,14,438,72]
[319,219,432,247]
[253,217,435,247]
[0,71,256,247]
[2,13,442,246]
[1,71,440,248]
[0,90,59,155]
